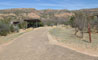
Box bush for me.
[18,22,27,29]
[0,23,10,36]
[39,22,44,26]
[0,19,19,36]
[10,25,15,32]
[68,16,75,27]
[14,25,19,32]
[0,30,8,36]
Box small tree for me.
[69,16,75,27]
[73,11,87,38]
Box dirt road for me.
[0,27,97,60]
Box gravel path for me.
[0,27,98,60]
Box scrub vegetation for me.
[49,26,98,55]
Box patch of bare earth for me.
[49,25,98,57]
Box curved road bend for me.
[0,27,98,60]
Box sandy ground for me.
[48,32,98,57]
[0,27,97,60]
[49,26,98,57]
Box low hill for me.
[0,8,98,24]
[0,8,73,25]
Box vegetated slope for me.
[0,8,40,20]
[0,8,73,22]
[73,8,98,16]
[0,8,98,24]
[0,8,38,14]
[39,9,73,25]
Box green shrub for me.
[0,19,18,36]
[0,23,10,36]
[18,22,27,29]
[68,16,75,27]
[38,22,44,27]
[10,25,16,32]
[0,30,8,36]
[14,25,19,32]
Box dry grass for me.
[0,28,33,45]
[49,26,98,56]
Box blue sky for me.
[0,0,98,10]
